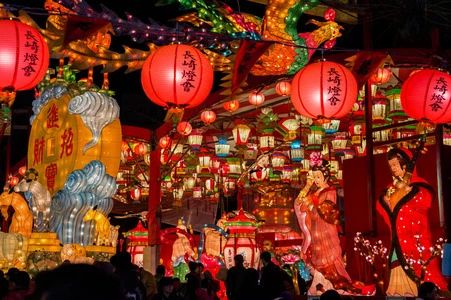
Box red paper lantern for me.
[248,91,265,106]
[141,44,214,108]
[369,67,392,85]
[224,100,240,112]
[0,20,49,103]
[401,69,451,124]
[9,176,19,187]
[177,121,192,136]
[159,135,172,149]
[18,166,27,176]
[130,188,142,201]
[133,143,147,156]
[275,80,291,96]
[291,61,357,120]
[201,110,216,125]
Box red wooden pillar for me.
[148,144,161,246]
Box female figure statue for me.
[294,152,352,291]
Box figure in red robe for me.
[377,147,448,296]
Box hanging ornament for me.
[291,60,357,121]
[224,100,240,113]
[133,143,147,156]
[177,121,192,136]
[401,69,451,124]
[0,19,50,107]
[248,90,265,106]
[275,80,292,96]
[369,67,392,85]
[130,188,142,201]
[159,135,172,149]
[200,110,216,125]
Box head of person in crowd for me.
[260,251,272,267]
[234,254,244,267]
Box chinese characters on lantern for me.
[430,77,448,112]
[181,51,197,92]
[327,68,342,106]
[22,30,40,77]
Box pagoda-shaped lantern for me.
[290,140,303,163]
[444,132,451,146]
[215,136,230,158]
[281,166,293,183]
[223,210,260,269]
[386,87,408,121]
[123,222,148,267]
[271,152,287,171]
[258,131,275,153]
[331,132,349,152]
[197,150,211,173]
[232,123,251,147]
[226,158,242,178]
[349,119,365,146]
[277,117,300,141]
[306,126,325,151]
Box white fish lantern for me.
[223,210,260,269]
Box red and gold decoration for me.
[0,19,49,106]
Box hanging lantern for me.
[193,186,202,199]
[271,152,287,170]
[205,178,215,191]
[306,126,325,150]
[372,92,388,124]
[123,222,148,267]
[224,100,240,113]
[275,80,292,96]
[226,158,241,178]
[187,129,203,150]
[133,142,147,156]
[392,125,416,140]
[349,119,365,146]
[258,132,275,153]
[200,110,216,125]
[290,140,303,163]
[277,117,300,141]
[232,123,251,146]
[354,139,367,156]
[184,177,196,191]
[173,187,184,207]
[444,132,451,146]
[177,121,192,136]
[401,69,451,124]
[130,187,142,201]
[141,44,214,108]
[223,178,236,196]
[291,60,358,121]
[322,119,340,134]
[372,128,391,142]
[248,90,265,106]
[281,166,293,183]
[386,87,407,121]
[331,132,349,152]
[159,135,172,149]
[369,67,392,85]
[215,136,230,157]
[209,158,221,173]
[197,150,211,175]
[223,210,260,269]
[170,141,184,161]
[0,20,50,106]
[243,143,258,160]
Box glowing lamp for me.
[349,119,365,146]
[322,119,340,134]
[275,80,292,96]
[331,132,348,151]
[306,126,325,150]
[291,61,358,120]
[250,168,269,182]
[187,129,203,150]
[141,44,213,108]
[369,67,392,85]
[277,117,300,141]
[197,150,211,174]
[258,133,275,153]
[386,87,407,121]
[392,125,416,140]
[200,110,216,125]
[224,100,240,113]
[205,178,215,191]
[9,176,19,187]
[232,124,251,146]
[130,187,142,201]
[226,158,241,178]
[248,90,265,106]
[290,140,303,163]
[401,69,451,124]
[177,121,192,136]
[184,177,196,191]
[444,133,451,146]
[0,20,50,106]
[193,186,202,199]
[159,135,172,149]
[271,152,287,170]
[133,143,147,156]
[244,143,258,160]
[281,167,293,183]
[372,93,388,123]
[372,128,390,142]
[170,141,184,161]
[18,166,27,176]
[215,136,230,157]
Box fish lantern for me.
[223,210,260,269]
[291,61,357,121]
[401,69,451,124]
[0,20,49,107]
[141,44,213,109]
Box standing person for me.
[377,147,448,296]
[294,152,353,291]
[226,254,246,300]
[152,277,180,300]
[259,251,284,300]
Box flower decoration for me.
[309,152,323,168]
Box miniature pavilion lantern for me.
[372,128,391,142]
[198,150,211,171]
[331,132,348,152]
[306,126,325,150]
[444,132,451,146]
[223,210,260,269]
[392,125,416,140]
[258,131,275,153]
[123,222,148,267]
[372,93,388,123]
[226,158,242,178]
[271,152,287,171]
[277,117,300,141]
[232,124,251,146]
[205,178,215,192]
[173,187,184,207]
[215,136,230,157]
[322,119,340,134]
[243,143,258,160]
[290,140,304,163]
[281,166,293,183]
[386,87,408,121]
[187,129,203,151]
[193,186,202,199]
[349,119,365,146]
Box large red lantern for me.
[291,61,357,120]
[141,44,214,108]
[401,69,451,124]
[0,20,49,106]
